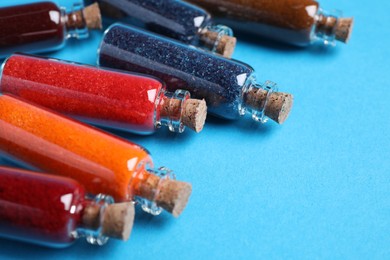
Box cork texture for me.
[218,35,237,58]
[137,174,192,217]
[83,3,103,30]
[138,174,161,201]
[155,180,192,217]
[265,92,293,124]
[81,202,135,241]
[316,15,338,37]
[182,99,207,133]
[200,30,237,58]
[335,18,354,43]
[102,202,135,241]
[245,89,293,124]
[161,97,207,132]
[316,15,354,44]
[161,97,181,122]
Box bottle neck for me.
[312,8,343,46]
[240,75,278,123]
[198,25,236,58]
[132,165,175,216]
[155,89,191,133]
[72,194,114,245]
[129,161,192,217]
[63,3,89,40]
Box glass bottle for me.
[98,23,293,124]
[0,2,102,58]
[0,54,207,134]
[188,0,354,46]
[0,94,192,217]
[97,0,236,58]
[0,166,134,247]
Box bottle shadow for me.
[0,235,121,258]
[0,237,57,256]
[95,123,196,146]
[0,209,173,257]
[234,30,340,57]
[133,207,173,229]
[0,158,22,168]
[205,115,276,136]
[95,113,277,145]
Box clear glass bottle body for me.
[98,24,255,120]
[0,2,88,58]
[189,0,343,46]
[0,166,111,247]
[0,94,178,215]
[0,54,189,134]
[0,94,149,203]
[97,0,232,54]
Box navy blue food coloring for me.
[98,24,293,124]
[98,0,236,57]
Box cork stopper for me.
[102,203,135,241]
[199,30,237,58]
[335,18,354,43]
[82,202,135,241]
[182,99,207,132]
[161,97,207,133]
[138,174,192,217]
[244,89,293,124]
[82,3,103,30]
[216,35,237,58]
[316,15,354,44]
[155,180,192,217]
[66,3,102,30]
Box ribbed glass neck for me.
[311,8,342,46]
[132,164,175,216]
[240,75,278,123]
[199,24,233,53]
[155,89,191,133]
[72,194,114,245]
[64,3,89,40]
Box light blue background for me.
[0,0,389,258]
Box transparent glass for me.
[0,166,112,248]
[97,0,232,54]
[134,166,175,215]
[65,2,89,40]
[0,2,87,58]
[0,94,169,215]
[72,194,114,246]
[311,9,343,46]
[189,0,344,46]
[98,23,273,122]
[157,89,191,133]
[240,77,278,123]
[188,0,319,45]
[0,54,190,134]
[198,24,234,54]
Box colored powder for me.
[0,54,164,134]
[0,166,84,247]
[99,24,253,120]
[0,94,153,202]
[188,0,319,45]
[0,2,65,57]
[99,0,210,44]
